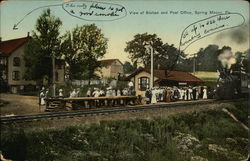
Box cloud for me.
[215,22,249,44]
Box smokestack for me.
[0,37,2,42]
[27,32,30,37]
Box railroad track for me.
[0,99,246,124]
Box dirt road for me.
[0,93,41,116]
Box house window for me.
[13,57,21,66]
[12,71,20,80]
[138,77,149,91]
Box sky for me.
[1,0,249,63]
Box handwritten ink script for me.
[62,1,127,21]
[179,13,245,51]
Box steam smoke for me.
[217,47,236,69]
[215,22,249,44]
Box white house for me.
[98,59,124,79]
[0,35,65,93]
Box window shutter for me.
[146,78,149,89]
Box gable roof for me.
[126,67,204,83]
[99,59,123,66]
[0,37,31,55]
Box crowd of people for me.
[145,86,207,104]
[39,87,135,106]
[39,85,208,106]
[69,87,135,98]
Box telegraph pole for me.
[150,45,154,89]
[192,53,197,75]
[144,42,154,89]
[193,55,196,74]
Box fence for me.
[69,79,117,87]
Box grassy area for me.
[193,71,218,89]
[0,101,248,161]
[193,72,218,80]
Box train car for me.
[240,73,250,95]
[216,71,250,99]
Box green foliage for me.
[1,102,248,161]
[182,45,250,72]
[0,78,9,93]
[235,49,250,73]
[1,129,28,160]
[195,45,219,72]
[23,9,62,83]
[124,33,185,70]
[61,24,108,81]
[225,101,249,125]
[123,61,136,74]
[116,80,128,90]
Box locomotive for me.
[216,70,250,99]
[215,47,250,99]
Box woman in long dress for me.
[151,88,157,104]
[183,89,187,100]
[117,89,121,96]
[203,87,208,99]
[178,88,183,101]
[86,88,91,97]
[40,91,45,106]
[189,87,193,100]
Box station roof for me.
[126,67,204,83]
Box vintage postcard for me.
[0,0,249,160]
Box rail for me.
[1,99,246,124]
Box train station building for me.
[126,67,204,96]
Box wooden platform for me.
[45,96,140,112]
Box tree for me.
[61,24,108,82]
[123,61,136,74]
[194,45,219,72]
[124,33,183,70]
[243,49,250,73]
[124,33,163,68]
[24,9,62,84]
[235,49,250,73]
[156,43,185,70]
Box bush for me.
[0,102,248,161]
[1,129,28,160]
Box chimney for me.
[27,32,30,37]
